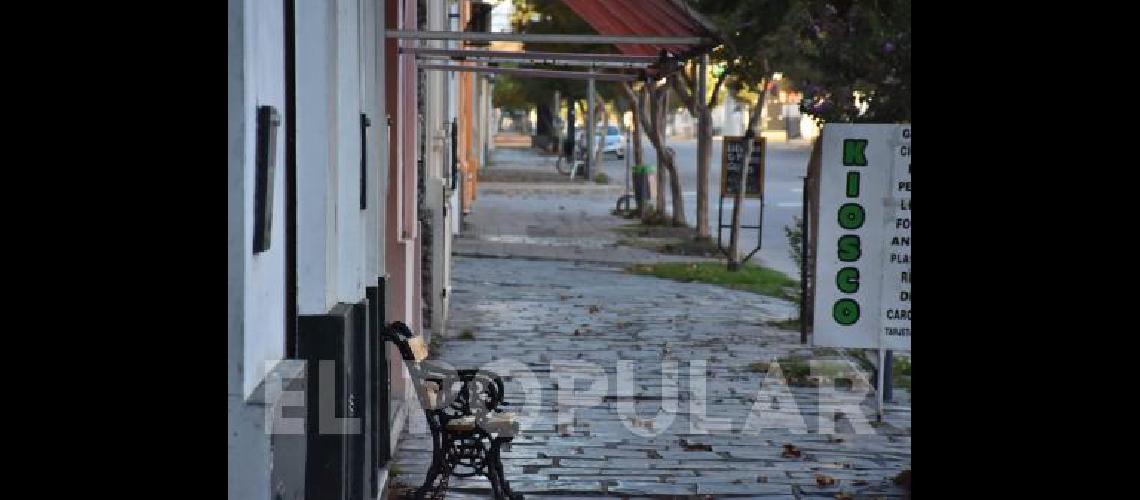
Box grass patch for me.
[594,172,609,184]
[627,262,798,301]
[459,329,476,340]
[779,357,813,379]
[894,355,911,376]
[751,355,874,387]
[847,349,878,374]
[767,317,801,331]
[849,350,912,392]
[615,237,668,252]
[612,223,649,237]
[612,223,721,257]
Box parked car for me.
[574,125,626,159]
[603,125,626,158]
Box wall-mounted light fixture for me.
[253,105,281,254]
[450,119,458,191]
[360,113,371,210]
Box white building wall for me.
[228,0,247,403]
[363,0,385,281]
[240,0,287,400]
[295,0,346,316]
[229,1,287,498]
[232,1,398,498]
[425,0,451,335]
[448,1,461,237]
[334,0,367,304]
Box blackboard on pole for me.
[720,136,766,198]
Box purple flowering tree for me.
[790,0,911,123]
[693,0,910,124]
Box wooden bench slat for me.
[408,336,429,361]
[443,412,518,435]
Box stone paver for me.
[456,188,720,266]
[390,258,911,498]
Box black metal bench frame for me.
[382,321,523,500]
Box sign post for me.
[717,136,766,262]
[810,124,910,419]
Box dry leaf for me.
[815,474,836,487]
[781,444,802,458]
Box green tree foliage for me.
[790,0,910,123]
[691,0,910,124]
[495,0,626,106]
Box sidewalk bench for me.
[382,321,523,500]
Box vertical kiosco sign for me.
[812,124,911,352]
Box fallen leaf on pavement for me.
[781,444,802,458]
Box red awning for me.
[560,0,720,59]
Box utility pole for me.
[552,90,561,153]
[586,77,596,180]
[656,88,668,218]
[696,53,710,238]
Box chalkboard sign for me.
[720,136,765,198]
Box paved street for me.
[639,136,813,278]
[390,145,911,498]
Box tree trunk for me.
[631,99,644,166]
[655,87,685,226]
[728,79,770,270]
[592,87,607,170]
[626,92,646,215]
[652,85,665,218]
[696,103,711,238]
[621,82,686,227]
[669,67,712,238]
[695,58,712,240]
[803,136,823,339]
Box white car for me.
[603,125,627,158]
[575,126,626,159]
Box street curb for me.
[451,251,633,268]
[477,182,625,195]
[452,247,723,267]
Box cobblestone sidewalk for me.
[454,187,721,266]
[390,258,911,499]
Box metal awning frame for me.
[385,30,712,46]
[418,56,651,70]
[403,47,657,69]
[417,63,640,82]
[387,30,717,82]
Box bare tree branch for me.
[621,81,654,137]
[669,74,698,116]
[708,59,735,109]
